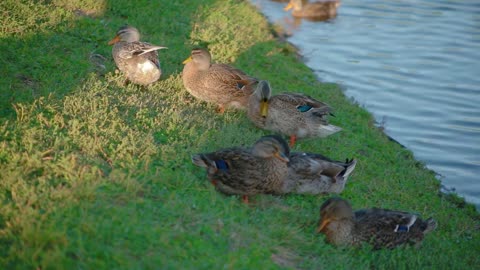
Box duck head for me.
[182,48,212,70]
[252,135,290,162]
[108,25,140,45]
[317,197,354,233]
[253,80,272,117]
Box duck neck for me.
[325,219,355,246]
[265,158,288,193]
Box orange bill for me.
[182,56,192,64]
[274,151,289,163]
[284,2,293,11]
[108,35,121,45]
[316,218,330,233]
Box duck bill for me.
[108,35,121,45]
[182,56,192,64]
[274,152,289,163]
[260,101,269,117]
[316,218,330,233]
[284,2,293,11]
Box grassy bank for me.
[1,0,479,269]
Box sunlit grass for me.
[0,0,479,269]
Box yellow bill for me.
[260,100,269,117]
[182,56,192,64]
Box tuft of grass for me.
[0,0,479,269]
[0,0,110,117]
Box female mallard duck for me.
[282,153,356,194]
[108,25,167,85]
[284,0,340,20]
[247,80,341,146]
[317,198,437,249]
[191,135,290,203]
[182,48,258,113]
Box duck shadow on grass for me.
[0,8,114,118]
[0,0,214,120]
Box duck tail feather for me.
[424,218,437,234]
[341,158,357,179]
[191,154,211,168]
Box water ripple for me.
[253,0,480,209]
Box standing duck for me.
[108,25,167,85]
[282,153,356,194]
[182,48,258,113]
[191,135,290,203]
[317,198,437,249]
[247,80,341,146]
[284,0,340,20]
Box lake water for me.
[252,0,480,209]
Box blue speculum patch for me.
[215,160,229,171]
[237,82,246,89]
[296,105,312,112]
[395,225,409,232]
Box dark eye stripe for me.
[191,50,204,56]
[118,29,132,35]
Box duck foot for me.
[216,105,225,114]
[289,135,297,147]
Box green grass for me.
[1,0,479,269]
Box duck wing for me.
[192,148,262,194]
[119,41,166,67]
[354,208,433,249]
[200,64,257,95]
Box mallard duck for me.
[247,80,341,146]
[284,0,340,20]
[317,198,437,249]
[182,48,258,113]
[191,135,290,203]
[108,25,167,85]
[282,153,356,194]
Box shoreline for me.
[253,0,480,212]
[253,3,479,213]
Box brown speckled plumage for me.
[182,48,257,112]
[283,153,356,194]
[109,26,167,85]
[191,135,290,199]
[247,80,341,144]
[317,198,437,249]
[284,0,340,20]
